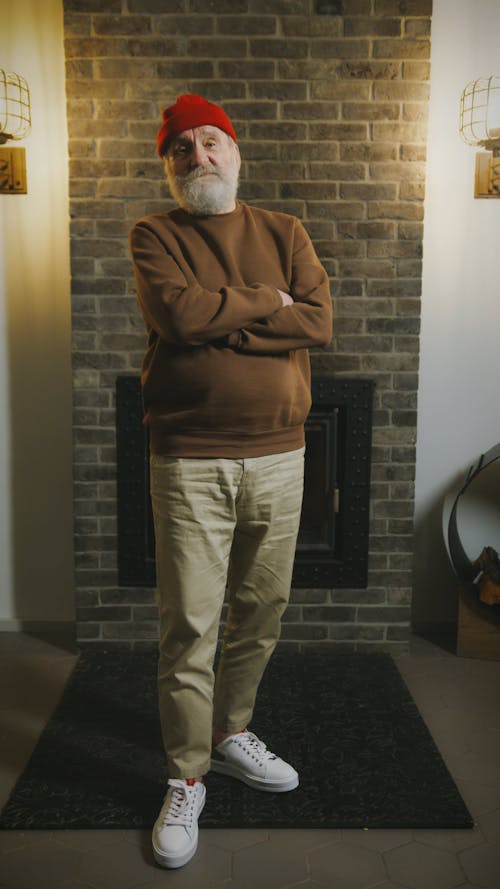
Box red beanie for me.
[157,94,237,157]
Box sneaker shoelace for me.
[233,731,277,763]
[160,779,198,827]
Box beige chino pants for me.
[149,447,305,778]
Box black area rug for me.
[0,649,473,830]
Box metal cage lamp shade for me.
[459,75,500,198]
[460,75,500,151]
[0,69,31,145]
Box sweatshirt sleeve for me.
[130,221,283,346]
[227,219,333,354]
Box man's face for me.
[164,125,241,216]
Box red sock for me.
[213,727,247,746]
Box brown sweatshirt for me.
[129,201,333,457]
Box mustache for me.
[179,164,223,183]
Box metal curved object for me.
[447,442,500,593]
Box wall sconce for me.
[0,68,31,194]
[460,75,500,199]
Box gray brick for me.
[250,38,309,59]
[249,0,308,11]
[189,81,246,99]
[250,82,308,101]
[330,588,386,604]
[77,606,131,621]
[223,101,278,121]
[337,60,400,80]
[76,622,101,640]
[282,16,342,37]
[64,12,92,36]
[344,16,401,37]
[102,622,159,640]
[283,101,341,121]
[403,61,431,81]
[313,83,371,105]
[65,37,125,57]
[289,589,328,604]
[128,0,184,10]
[281,625,329,641]
[386,624,411,641]
[303,606,356,622]
[249,122,308,141]
[311,39,370,59]
[373,39,430,60]
[310,122,368,141]
[188,36,246,56]
[328,624,385,641]
[217,16,275,34]
[157,59,215,78]
[65,0,121,11]
[190,0,247,10]
[375,0,432,13]
[340,142,397,162]
[155,15,214,34]
[218,60,274,79]
[358,605,411,623]
[317,0,372,12]
[101,588,157,605]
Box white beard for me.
[166,162,239,216]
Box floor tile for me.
[455,778,500,819]
[139,840,232,887]
[341,828,413,851]
[76,837,158,889]
[414,826,484,853]
[385,841,466,889]
[279,881,329,889]
[459,842,500,889]
[266,829,341,851]
[202,827,269,851]
[364,883,407,889]
[476,808,500,844]
[52,828,131,852]
[308,841,387,888]
[0,830,55,854]
[0,840,84,889]
[232,837,309,889]
[454,884,494,889]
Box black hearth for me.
[116,377,374,589]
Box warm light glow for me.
[0,69,31,144]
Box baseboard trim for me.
[0,619,75,635]
[411,620,456,635]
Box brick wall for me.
[65,0,432,651]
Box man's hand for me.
[278,289,294,307]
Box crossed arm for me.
[130,220,333,354]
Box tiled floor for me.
[0,632,499,889]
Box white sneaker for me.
[152,778,206,869]
[211,730,299,792]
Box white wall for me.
[0,0,74,627]
[413,0,500,628]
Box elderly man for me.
[129,93,332,869]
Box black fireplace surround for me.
[116,376,374,589]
